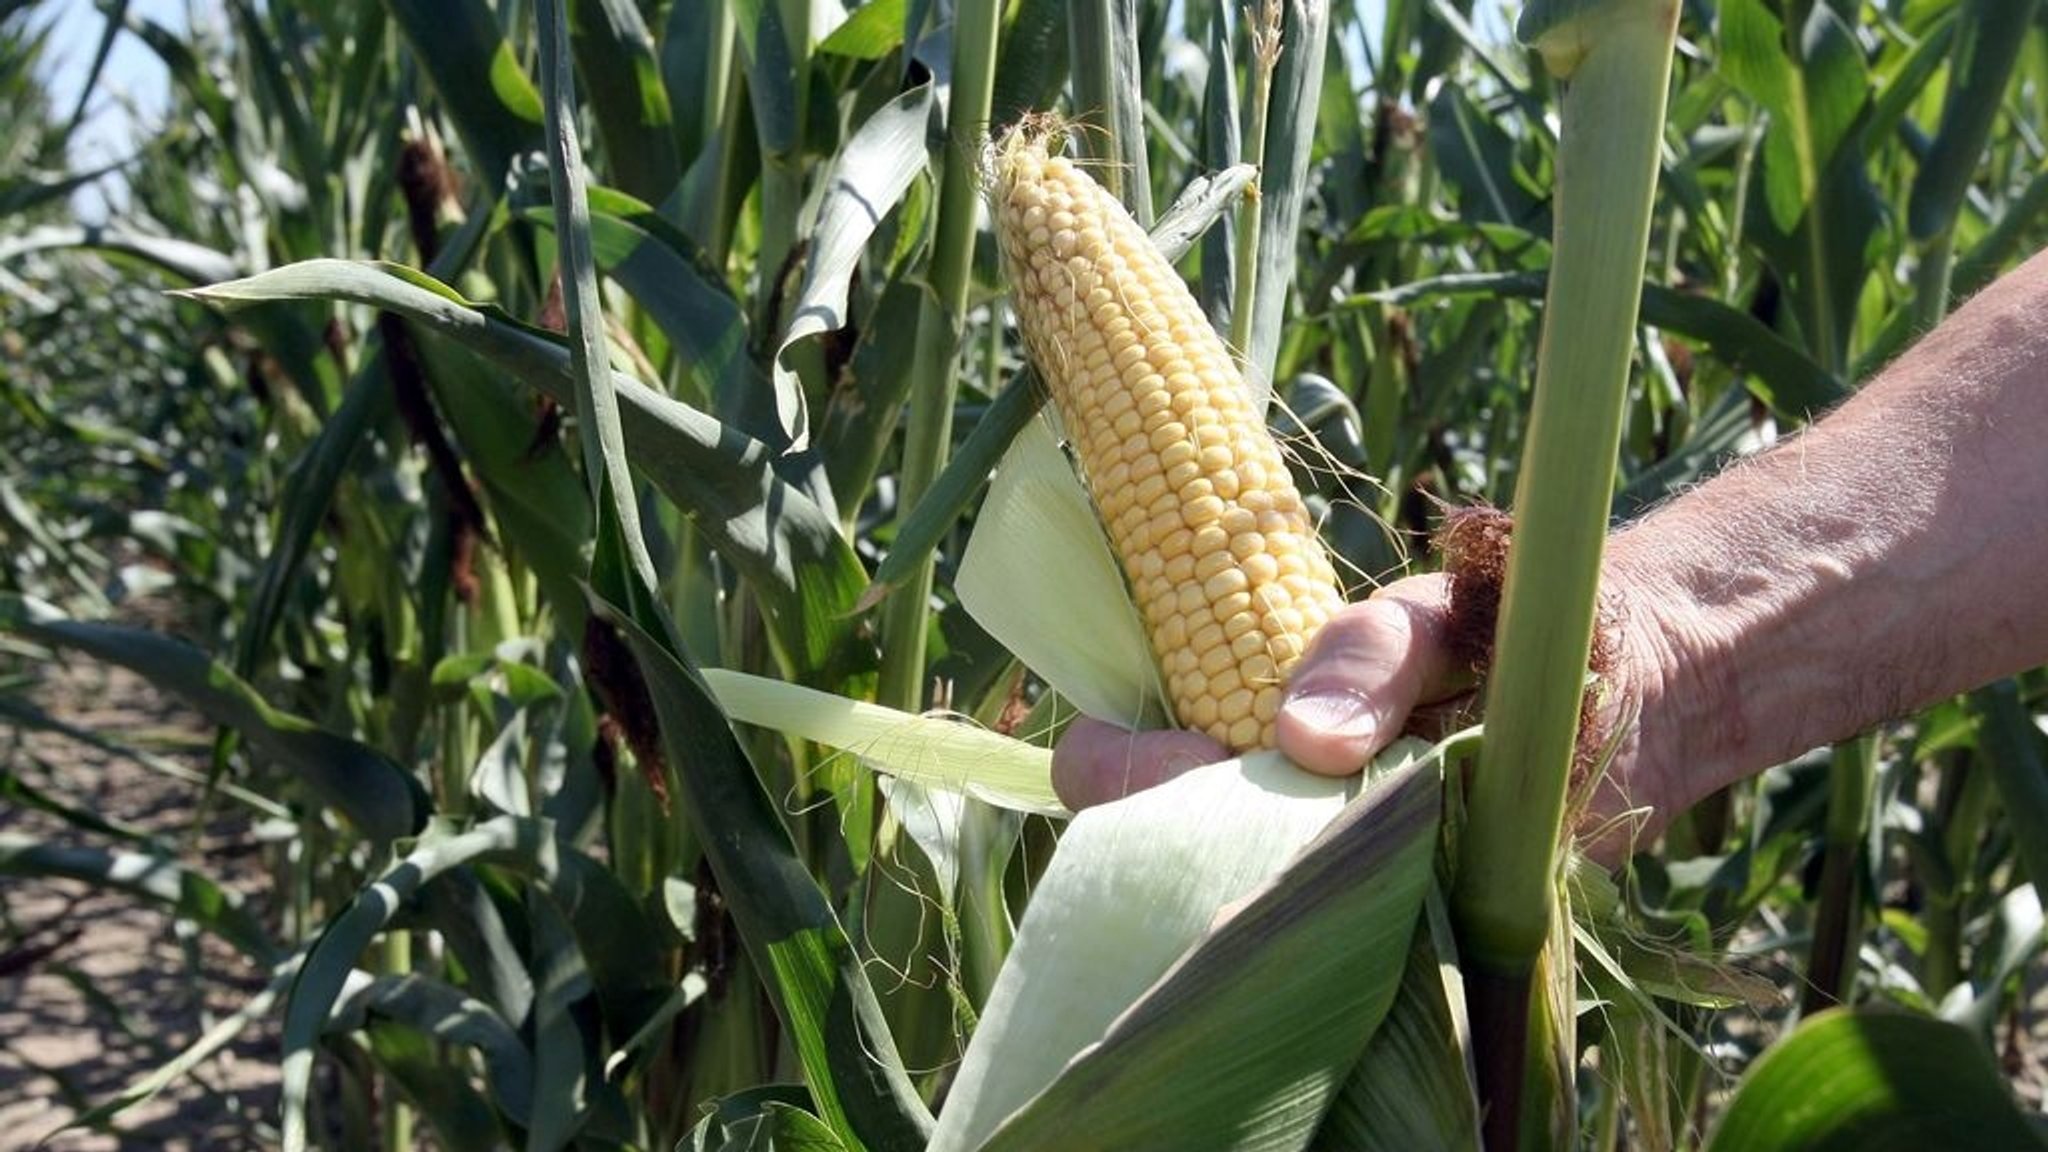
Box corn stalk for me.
[876,0,1003,711]
[1446,2,1679,1146]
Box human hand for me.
[1050,568,1676,866]
[1051,573,1470,803]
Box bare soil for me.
[1,637,278,1150]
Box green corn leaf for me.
[524,879,599,1151]
[570,0,681,206]
[225,0,325,220]
[0,224,239,283]
[729,0,802,163]
[1974,681,2048,895]
[772,79,936,454]
[56,0,127,136]
[1241,0,1330,399]
[1864,12,1958,165]
[0,595,427,844]
[819,0,909,59]
[1617,384,1765,517]
[177,259,868,684]
[0,220,337,411]
[363,1021,505,1152]
[660,0,727,168]
[279,816,557,1152]
[1335,203,1547,266]
[1199,6,1242,329]
[0,160,125,219]
[1360,269,1847,418]
[120,11,234,144]
[0,834,279,965]
[1907,0,2038,241]
[416,869,536,1032]
[604,976,708,1082]
[324,1,388,162]
[231,354,384,674]
[548,848,680,1037]
[386,0,544,194]
[1150,163,1259,266]
[407,328,594,633]
[1706,1009,2048,1152]
[526,183,752,409]
[240,200,499,674]
[1720,0,1869,235]
[594,592,935,1151]
[540,0,657,592]
[1719,0,1875,373]
[1422,0,1524,107]
[1066,0,1152,222]
[1859,157,2048,381]
[1424,83,1543,230]
[685,1086,844,1152]
[328,972,534,1127]
[820,274,926,507]
[864,371,1045,606]
[1941,883,2045,1037]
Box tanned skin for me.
[1054,247,2048,863]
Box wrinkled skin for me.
[1057,247,2048,868]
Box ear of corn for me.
[992,125,1346,753]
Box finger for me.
[1052,716,1230,810]
[1278,575,1460,777]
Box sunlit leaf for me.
[706,668,1061,815]
[1706,1009,2048,1152]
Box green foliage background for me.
[5,0,2048,1148]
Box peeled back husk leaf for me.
[1314,891,1484,1152]
[956,416,1171,732]
[933,739,1442,1152]
[703,668,1064,816]
[928,750,1354,1151]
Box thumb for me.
[1277,575,1458,776]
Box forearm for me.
[1609,249,2048,815]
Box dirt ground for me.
[1,648,278,1151]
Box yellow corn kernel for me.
[993,125,1348,752]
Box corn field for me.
[6,0,2048,1148]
